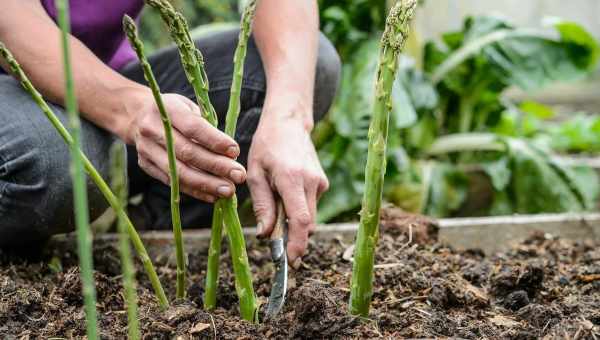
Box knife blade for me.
[265,201,288,318]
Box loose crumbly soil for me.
[1,212,599,339]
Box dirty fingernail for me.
[256,221,264,235]
[292,258,302,270]
[226,145,239,158]
[217,185,232,197]
[230,169,245,183]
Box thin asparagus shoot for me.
[203,205,223,310]
[123,15,187,300]
[212,0,259,321]
[110,143,141,340]
[56,0,98,337]
[349,0,417,317]
[144,0,218,126]
[0,43,169,310]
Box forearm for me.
[0,0,145,142]
[253,0,319,131]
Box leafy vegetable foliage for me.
[317,14,600,221]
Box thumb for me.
[248,168,276,237]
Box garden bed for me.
[1,211,600,338]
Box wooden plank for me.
[438,213,600,254]
[96,213,600,256]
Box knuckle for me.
[207,159,226,175]
[247,174,262,186]
[178,142,196,164]
[292,211,312,227]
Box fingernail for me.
[256,221,264,235]
[230,169,245,183]
[292,258,302,270]
[226,145,239,158]
[217,185,232,197]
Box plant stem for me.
[146,0,259,321]
[56,1,98,337]
[123,15,186,300]
[426,133,505,155]
[144,0,218,126]
[109,143,141,340]
[349,0,417,317]
[203,205,223,310]
[215,0,258,321]
[0,43,169,310]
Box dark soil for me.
[1,214,600,339]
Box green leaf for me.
[481,156,511,191]
[425,162,469,217]
[519,101,555,119]
[504,138,587,213]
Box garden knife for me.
[266,201,288,318]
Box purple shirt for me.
[41,0,144,70]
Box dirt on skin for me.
[1,212,600,339]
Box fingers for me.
[137,138,235,201]
[275,173,312,265]
[167,96,240,158]
[247,167,276,237]
[170,129,246,184]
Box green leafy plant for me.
[123,15,187,300]
[0,44,169,310]
[349,0,417,317]
[317,12,600,222]
[56,0,98,337]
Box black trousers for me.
[120,29,341,229]
[0,29,339,247]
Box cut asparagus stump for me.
[123,14,187,300]
[0,43,169,311]
[348,0,417,317]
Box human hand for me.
[123,89,246,202]
[247,99,329,266]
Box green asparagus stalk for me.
[213,0,259,321]
[144,0,218,126]
[203,0,258,315]
[109,143,141,340]
[145,0,258,321]
[203,205,222,310]
[123,15,187,300]
[0,43,169,310]
[56,1,98,337]
[349,0,417,317]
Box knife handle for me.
[271,200,286,240]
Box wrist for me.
[109,86,150,144]
[262,91,314,132]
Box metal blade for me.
[266,238,288,317]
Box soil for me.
[1,213,600,339]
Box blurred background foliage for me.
[140,1,600,222]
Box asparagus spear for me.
[204,0,258,315]
[110,143,141,340]
[145,0,218,126]
[203,205,223,310]
[348,0,417,317]
[55,1,98,337]
[123,15,187,300]
[144,0,258,321]
[0,43,169,310]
